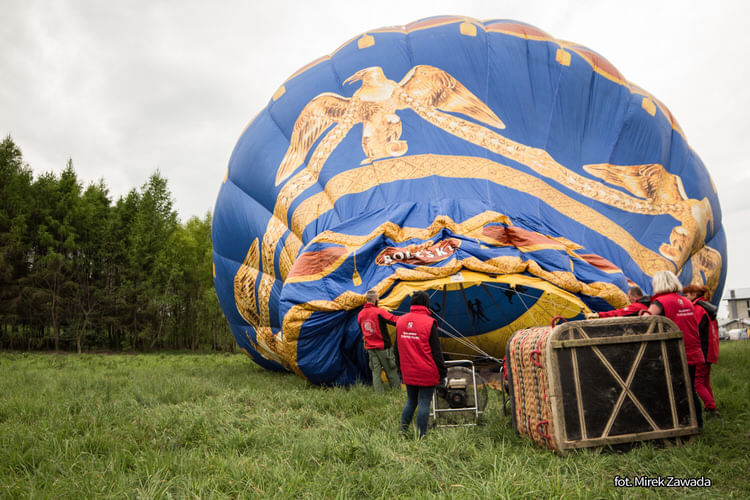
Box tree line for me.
[0,135,234,352]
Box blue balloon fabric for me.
[212,17,726,385]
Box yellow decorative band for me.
[281,256,628,341]
[288,154,671,275]
[285,211,625,284]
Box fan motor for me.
[439,376,469,408]
[447,389,467,408]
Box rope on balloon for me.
[425,288,501,362]
[423,282,587,361]
[480,281,586,318]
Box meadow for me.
[1,342,748,499]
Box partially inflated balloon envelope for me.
[212,17,726,385]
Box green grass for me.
[0,343,748,499]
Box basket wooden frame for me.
[544,316,699,453]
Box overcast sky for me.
[2,0,749,303]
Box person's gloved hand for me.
[438,377,447,389]
[585,312,599,319]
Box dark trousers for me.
[689,364,703,428]
[401,384,435,437]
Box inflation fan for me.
[432,360,488,427]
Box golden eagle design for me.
[583,162,715,264]
[583,163,690,207]
[275,65,505,185]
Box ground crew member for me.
[586,286,650,318]
[645,270,704,428]
[394,291,446,438]
[683,284,722,418]
[357,290,400,392]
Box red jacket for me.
[651,292,705,366]
[597,297,650,318]
[692,296,719,364]
[395,305,446,386]
[357,303,398,350]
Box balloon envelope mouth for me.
[380,270,586,359]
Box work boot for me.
[705,408,723,419]
[399,425,410,439]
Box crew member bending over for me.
[586,286,650,318]
[645,271,705,428]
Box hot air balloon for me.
[212,16,726,385]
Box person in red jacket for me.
[683,284,721,418]
[357,290,401,392]
[394,290,447,438]
[586,286,650,318]
[645,270,705,428]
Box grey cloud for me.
[2,0,749,299]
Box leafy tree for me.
[25,162,81,350]
[0,136,34,345]
[128,172,178,350]
[0,137,233,353]
[70,181,112,352]
[107,190,141,350]
[161,213,215,350]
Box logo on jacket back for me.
[376,238,461,266]
[363,320,376,333]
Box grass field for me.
[1,342,748,499]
